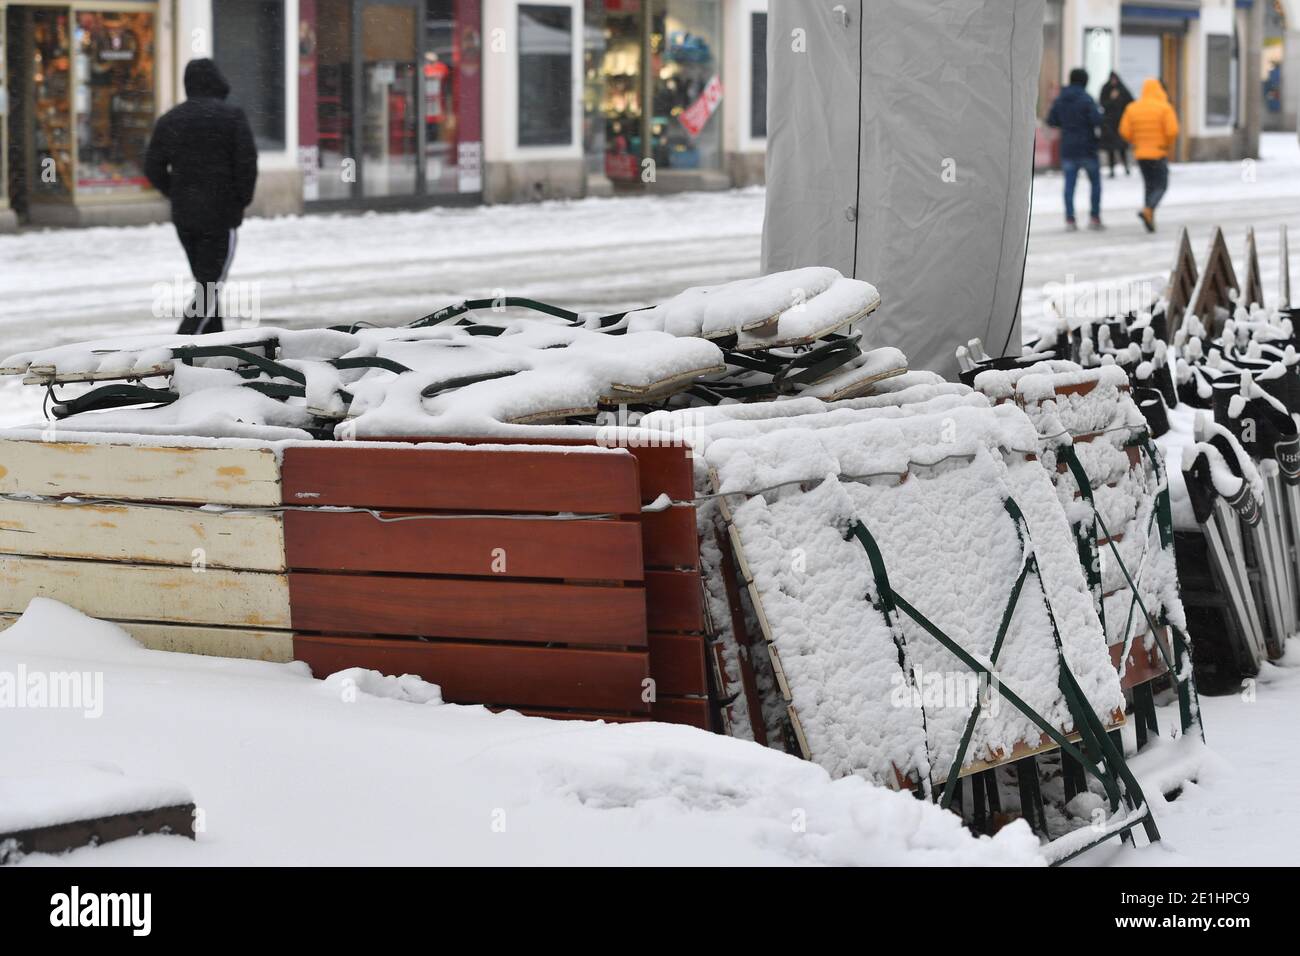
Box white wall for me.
[481,0,583,164]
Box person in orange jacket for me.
[1119,77,1180,232]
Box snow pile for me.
[0,765,192,836]
[0,599,1042,866]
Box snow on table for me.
[703,401,1122,784]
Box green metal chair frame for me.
[844,493,1161,863]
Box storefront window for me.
[1206,33,1232,127]
[74,11,154,196]
[518,4,573,146]
[582,0,607,175]
[598,1,642,182]
[214,0,286,152]
[300,0,480,203]
[651,0,721,174]
[33,9,74,199]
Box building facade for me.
[1038,0,1266,167]
[0,0,768,228]
[2,1,1275,230]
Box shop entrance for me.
[4,1,156,223]
[1120,24,1187,162]
[302,0,481,205]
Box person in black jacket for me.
[1098,72,1133,178]
[145,59,258,334]
[1046,68,1105,231]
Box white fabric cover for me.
[761,0,1045,379]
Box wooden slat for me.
[651,696,712,730]
[1110,630,1171,689]
[294,634,650,712]
[283,510,642,580]
[0,555,290,628]
[641,505,699,569]
[505,707,646,723]
[289,573,647,646]
[281,445,640,513]
[0,498,285,571]
[623,445,695,503]
[647,632,708,696]
[0,613,293,662]
[0,438,280,505]
[646,570,705,632]
[360,436,696,505]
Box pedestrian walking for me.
[1046,68,1105,231]
[144,59,258,334]
[1098,72,1133,178]
[1119,77,1180,233]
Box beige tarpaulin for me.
[761,0,1045,379]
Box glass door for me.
[357,0,421,198]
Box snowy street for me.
[3,136,1300,869]
[4,134,1300,428]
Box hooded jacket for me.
[1119,78,1180,161]
[1046,81,1104,161]
[145,59,258,231]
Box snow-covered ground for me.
[3,135,1300,866]
[2,601,1042,866]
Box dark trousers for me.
[1105,145,1129,175]
[175,225,238,335]
[1138,159,1169,211]
[1061,156,1101,221]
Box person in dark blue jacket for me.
[1046,68,1106,231]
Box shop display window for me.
[32,9,74,199]
[74,11,155,195]
[650,0,721,173]
[586,0,721,183]
[596,1,642,181]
